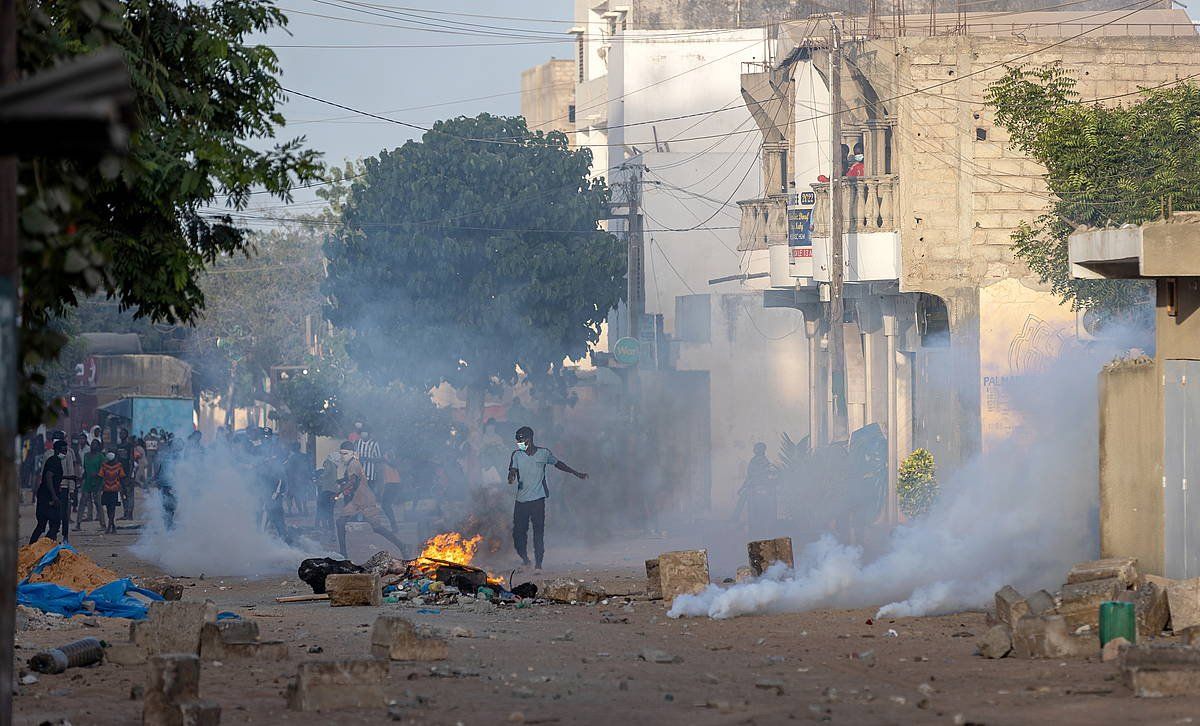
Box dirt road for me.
[13,501,1200,725]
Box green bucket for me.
[1098,601,1137,646]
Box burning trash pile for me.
[298,532,540,608]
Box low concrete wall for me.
[1098,358,1163,574]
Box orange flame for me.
[417,532,482,567]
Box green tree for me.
[323,114,624,454]
[897,448,938,520]
[17,0,322,428]
[985,65,1200,327]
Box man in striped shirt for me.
[356,428,382,495]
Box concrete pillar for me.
[804,318,822,447]
[882,296,899,525]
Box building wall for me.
[1098,358,1163,574]
[520,59,576,142]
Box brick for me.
[1166,578,1200,631]
[286,659,389,711]
[132,601,217,656]
[657,550,711,604]
[1066,557,1140,588]
[326,573,381,607]
[747,538,794,576]
[370,615,448,662]
[144,654,200,726]
[994,585,1028,628]
[1058,578,1122,631]
[1122,643,1200,697]
[1012,614,1098,659]
[644,559,662,600]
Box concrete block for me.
[144,654,200,726]
[178,700,221,726]
[1026,590,1057,616]
[977,624,1012,659]
[1134,581,1170,637]
[747,538,794,576]
[219,640,289,661]
[1166,578,1200,631]
[200,619,288,661]
[105,643,147,666]
[994,585,1028,627]
[1122,643,1200,697]
[1012,614,1097,659]
[644,559,662,600]
[286,659,389,711]
[1103,637,1131,663]
[370,615,448,662]
[735,566,755,584]
[1058,578,1122,630]
[140,577,185,602]
[1067,557,1140,588]
[542,578,606,604]
[657,550,710,604]
[326,573,382,607]
[132,601,217,656]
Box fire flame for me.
[417,532,482,567]
[413,532,505,586]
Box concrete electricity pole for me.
[625,163,645,340]
[827,19,848,441]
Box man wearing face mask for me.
[334,441,408,558]
[29,439,67,543]
[847,143,865,178]
[507,426,588,571]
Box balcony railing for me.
[810,176,899,236]
[737,194,789,251]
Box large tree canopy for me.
[986,65,1200,327]
[324,114,624,395]
[18,0,321,427]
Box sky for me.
[258,1,578,175]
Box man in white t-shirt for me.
[507,426,588,571]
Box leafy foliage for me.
[323,114,624,396]
[985,65,1200,324]
[897,448,938,520]
[17,0,321,428]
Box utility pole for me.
[625,163,645,340]
[827,19,848,442]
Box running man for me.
[507,426,588,571]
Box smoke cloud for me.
[669,334,1131,620]
[132,441,326,577]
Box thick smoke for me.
[669,334,1131,620]
[132,441,326,577]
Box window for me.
[568,104,576,123]
[578,35,585,83]
[975,128,987,141]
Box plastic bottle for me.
[28,637,105,674]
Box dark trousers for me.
[30,498,65,544]
[512,498,546,567]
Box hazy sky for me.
[260,1,577,172]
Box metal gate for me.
[1163,360,1200,579]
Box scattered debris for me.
[1013,614,1097,659]
[754,679,785,695]
[137,577,185,602]
[994,586,1029,628]
[542,579,605,604]
[297,558,365,595]
[200,619,288,661]
[1102,636,1131,662]
[511,582,538,599]
[638,649,681,664]
[1121,643,1200,697]
[275,594,329,604]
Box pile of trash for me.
[18,540,162,619]
[297,550,540,609]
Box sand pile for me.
[19,538,119,592]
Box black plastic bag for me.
[298,557,365,594]
[511,582,538,599]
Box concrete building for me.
[1070,213,1200,577]
[520,59,576,142]
[736,10,1200,511]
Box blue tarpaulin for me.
[17,543,162,620]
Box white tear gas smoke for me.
[132,441,326,577]
[670,334,1132,620]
